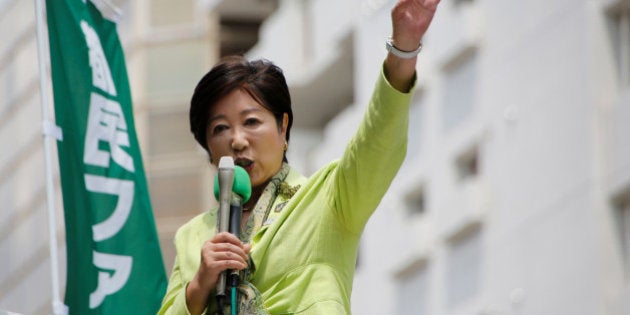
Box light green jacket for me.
[159,67,413,314]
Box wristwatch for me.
[385,38,422,59]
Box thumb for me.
[243,243,252,254]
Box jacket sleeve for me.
[332,64,415,233]
[157,254,194,315]
[158,213,214,315]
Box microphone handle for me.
[229,196,243,260]
[216,168,234,298]
[228,195,243,291]
[229,196,243,237]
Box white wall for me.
[253,0,630,314]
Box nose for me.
[230,128,248,152]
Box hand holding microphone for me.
[186,232,250,315]
[185,157,252,315]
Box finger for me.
[204,251,248,271]
[391,0,439,46]
[212,232,244,246]
[243,243,252,254]
[202,240,250,263]
[211,259,248,271]
[417,0,440,11]
[199,250,248,273]
[200,259,247,279]
[215,252,247,267]
[213,247,249,264]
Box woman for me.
[159,0,440,314]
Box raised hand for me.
[385,0,441,92]
[391,0,440,52]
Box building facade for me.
[248,0,630,314]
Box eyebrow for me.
[208,108,264,125]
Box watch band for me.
[385,38,422,59]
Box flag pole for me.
[33,0,67,314]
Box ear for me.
[281,113,289,137]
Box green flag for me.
[46,0,167,313]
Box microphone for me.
[215,157,235,299]
[221,166,251,312]
[213,157,252,308]
[213,163,252,236]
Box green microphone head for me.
[232,166,252,202]
[213,165,252,203]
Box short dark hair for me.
[190,55,293,156]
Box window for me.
[219,18,263,57]
[609,4,630,88]
[405,186,426,215]
[456,145,479,181]
[397,261,430,315]
[447,225,482,307]
[443,50,477,130]
[214,0,279,57]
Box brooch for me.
[277,182,300,199]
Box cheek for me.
[206,139,229,161]
[253,132,283,156]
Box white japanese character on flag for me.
[84,92,135,172]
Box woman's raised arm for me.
[385,0,440,92]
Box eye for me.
[244,117,261,126]
[211,124,228,135]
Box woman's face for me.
[206,88,288,189]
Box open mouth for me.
[235,157,253,170]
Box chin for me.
[249,176,262,188]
